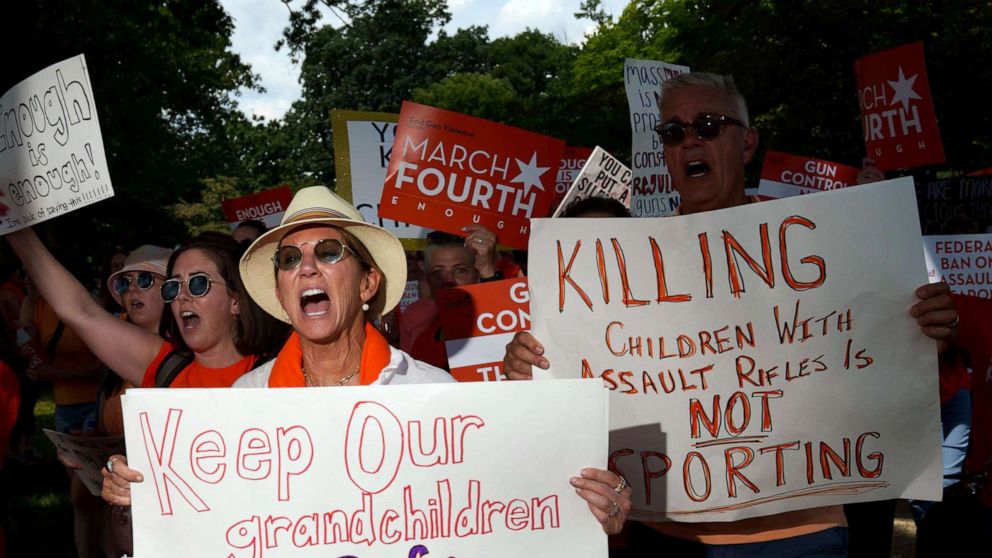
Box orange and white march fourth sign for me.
[437,279,530,382]
[757,151,860,200]
[380,102,565,250]
[854,41,945,171]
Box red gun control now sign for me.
[757,151,860,200]
[437,279,530,382]
[854,41,945,171]
[380,102,565,249]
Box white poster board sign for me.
[528,178,942,522]
[42,429,125,496]
[123,380,608,557]
[623,58,689,218]
[1,55,113,233]
[552,147,631,217]
[332,110,430,246]
[922,234,992,298]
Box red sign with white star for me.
[379,102,565,249]
[854,41,945,171]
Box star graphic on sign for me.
[510,152,550,197]
[888,67,922,111]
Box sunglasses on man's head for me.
[273,238,355,271]
[112,272,158,295]
[160,273,225,303]
[654,114,747,146]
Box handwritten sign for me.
[380,102,564,250]
[221,185,293,230]
[43,429,124,496]
[551,147,594,215]
[122,380,607,557]
[332,110,431,247]
[1,55,113,233]
[757,151,860,200]
[528,178,942,521]
[552,147,631,218]
[923,234,992,299]
[623,58,690,217]
[915,176,992,235]
[854,42,945,171]
[437,279,530,382]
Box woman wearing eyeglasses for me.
[6,229,287,391]
[100,186,633,537]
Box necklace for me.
[302,363,360,387]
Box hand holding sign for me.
[462,224,498,279]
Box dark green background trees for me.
[4,0,991,272]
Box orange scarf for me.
[267,322,391,387]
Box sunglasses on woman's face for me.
[654,114,746,146]
[112,272,158,295]
[160,273,225,303]
[273,239,355,271]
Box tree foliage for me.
[5,0,991,277]
[6,0,259,262]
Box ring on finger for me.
[107,457,116,474]
[614,476,628,493]
[949,315,960,328]
[607,501,621,518]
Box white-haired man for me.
[504,72,959,556]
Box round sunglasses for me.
[160,273,226,303]
[273,238,356,271]
[112,271,159,295]
[654,114,746,145]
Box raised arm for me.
[6,228,163,384]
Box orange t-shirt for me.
[140,342,255,388]
[34,299,100,405]
[649,506,846,545]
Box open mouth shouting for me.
[300,288,330,317]
[686,160,711,178]
[180,310,200,331]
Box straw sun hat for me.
[106,245,173,305]
[239,186,407,323]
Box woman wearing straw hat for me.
[102,186,633,536]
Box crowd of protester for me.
[0,71,988,558]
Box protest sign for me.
[528,178,942,521]
[399,279,421,314]
[623,58,690,217]
[923,234,992,299]
[1,55,113,234]
[332,110,431,247]
[437,279,530,382]
[43,429,124,496]
[757,151,860,200]
[854,42,945,171]
[552,147,631,218]
[551,147,594,215]
[123,380,607,557]
[915,175,992,235]
[380,102,564,250]
[221,185,293,230]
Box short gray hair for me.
[660,72,750,127]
